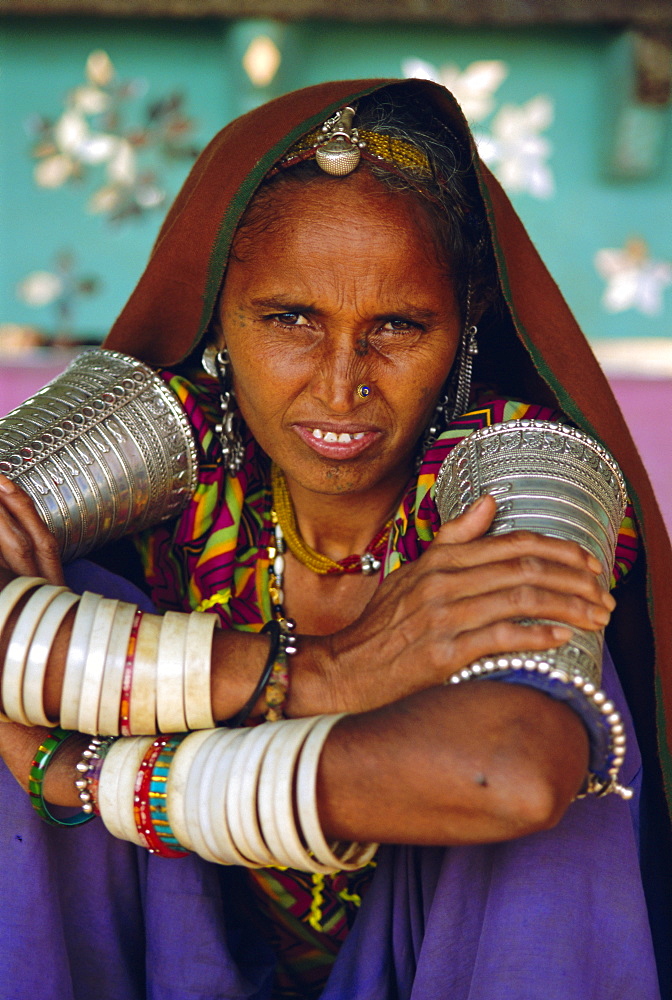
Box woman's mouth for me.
[293,424,379,459]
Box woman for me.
[0,79,669,999]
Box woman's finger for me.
[439,619,576,680]
[413,555,614,611]
[433,520,604,576]
[433,583,612,636]
[434,494,497,545]
[0,475,65,585]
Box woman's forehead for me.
[230,168,447,267]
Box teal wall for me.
[1,16,670,344]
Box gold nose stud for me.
[356,384,371,399]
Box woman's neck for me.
[281,467,409,562]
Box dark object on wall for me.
[2,0,672,29]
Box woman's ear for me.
[208,311,226,350]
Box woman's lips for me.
[293,424,379,459]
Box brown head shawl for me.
[105,80,672,833]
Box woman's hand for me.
[298,494,614,716]
[0,474,65,585]
[0,720,83,805]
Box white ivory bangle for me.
[23,590,79,727]
[229,722,280,866]
[97,601,138,736]
[3,584,68,726]
[296,713,378,871]
[128,613,160,735]
[199,729,254,866]
[156,611,189,732]
[259,716,334,873]
[0,576,47,721]
[182,728,223,864]
[77,598,119,735]
[61,591,103,730]
[225,722,278,867]
[98,736,144,841]
[166,728,218,853]
[184,612,216,730]
[270,716,334,874]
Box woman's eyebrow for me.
[371,306,439,321]
[250,296,318,311]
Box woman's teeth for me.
[311,428,365,443]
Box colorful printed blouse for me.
[137,371,638,998]
[140,372,637,624]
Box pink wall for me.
[610,378,672,541]
[1,357,670,538]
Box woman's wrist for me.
[0,720,85,807]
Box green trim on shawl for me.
[196,83,384,345]
[657,673,672,806]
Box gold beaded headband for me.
[271,105,432,179]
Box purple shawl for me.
[0,561,659,999]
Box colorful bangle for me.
[225,621,282,728]
[264,618,297,722]
[28,727,94,827]
[133,735,189,857]
[148,734,190,855]
[74,735,117,815]
[119,609,143,736]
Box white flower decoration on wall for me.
[16,251,101,336]
[475,96,555,199]
[402,58,555,199]
[594,238,672,316]
[401,57,507,122]
[26,50,200,224]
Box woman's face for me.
[218,169,461,500]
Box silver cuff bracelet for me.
[0,349,198,562]
[434,419,631,798]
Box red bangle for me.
[133,736,189,858]
[119,609,143,737]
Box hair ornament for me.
[314,106,363,176]
[273,104,431,181]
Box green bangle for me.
[28,726,94,827]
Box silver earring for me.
[444,276,479,422]
[202,344,245,475]
[417,284,479,463]
[447,321,478,422]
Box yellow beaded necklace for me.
[270,464,391,576]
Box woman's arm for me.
[0,678,588,844]
[0,480,611,724]
[317,681,588,845]
[0,481,603,841]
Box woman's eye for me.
[381,318,420,334]
[270,312,309,327]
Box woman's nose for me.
[308,336,367,413]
